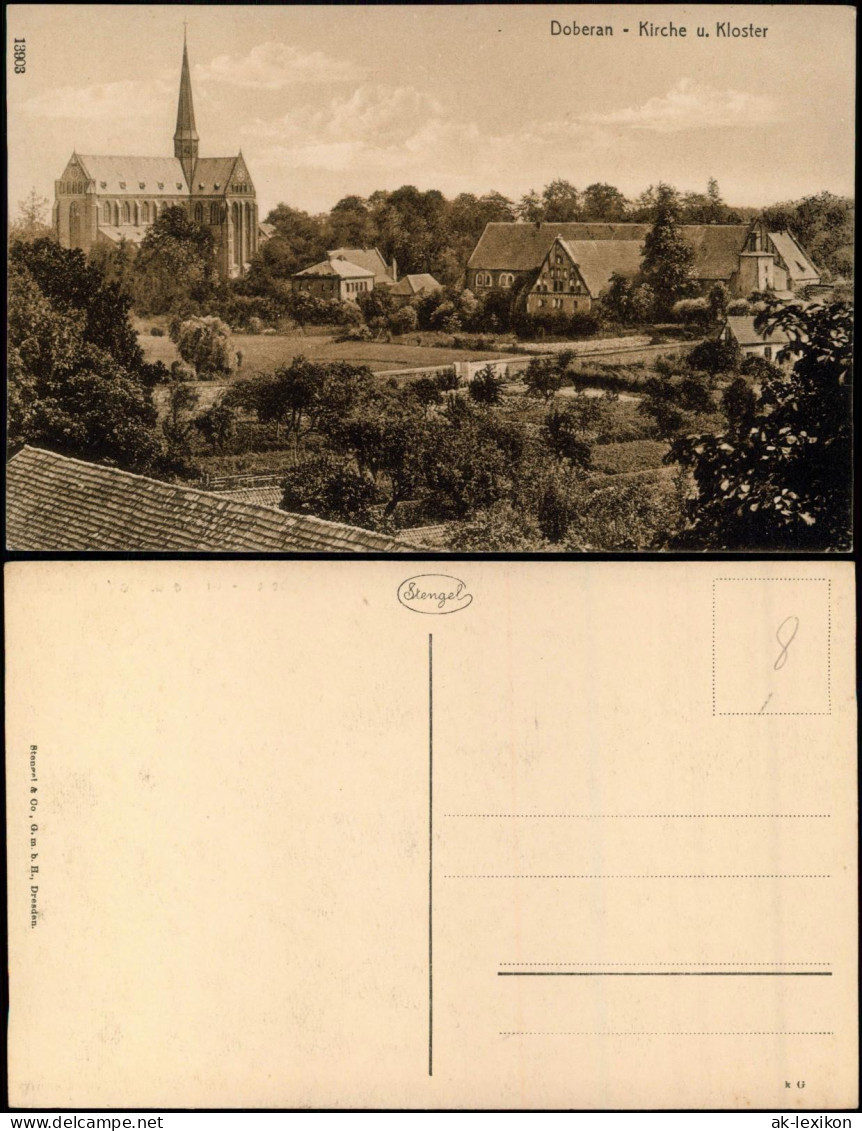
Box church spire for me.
[174,30,199,185]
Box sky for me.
[7,4,856,220]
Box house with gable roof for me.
[467,219,820,314]
[292,255,376,302]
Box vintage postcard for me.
[5,4,855,553]
[5,560,857,1109]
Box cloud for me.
[249,84,609,181]
[195,42,363,89]
[582,78,780,132]
[23,79,172,120]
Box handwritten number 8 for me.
[774,615,799,671]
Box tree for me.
[7,240,173,471]
[523,356,567,401]
[407,376,443,415]
[686,338,740,375]
[422,416,512,519]
[581,183,628,221]
[517,190,545,223]
[175,316,234,379]
[468,365,505,405]
[640,183,695,318]
[11,237,145,373]
[602,274,655,325]
[134,205,218,314]
[760,192,854,279]
[670,300,852,550]
[9,188,53,244]
[194,403,238,452]
[389,304,419,335]
[225,358,372,450]
[8,258,162,470]
[708,282,729,322]
[161,377,200,454]
[542,179,581,222]
[541,405,593,469]
[330,390,429,514]
[281,454,378,527]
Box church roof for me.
[189,157,241,196]
[76,155,189,194]
[295,258,375,279]
[6,446,413,553]
[174,36,199,144]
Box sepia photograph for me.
[5,4,855,553]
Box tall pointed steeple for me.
[174,28,199,186]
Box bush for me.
[726,298,752,316]
[150,326,165,337]
[686,338,740,375]
[590,439,669,475]
[739,354,783,383]
[672,297,711,326]
[446,502,547,551]
[513,309,601,341]
[336,324,374,342]
[175,315,234,379]
[389,305,419,335]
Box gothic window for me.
[231,201,241,266]
[141,201,150,223]
[133,202,140,225]
[210,203,220,224]
[499,273,514,288]
[103,202,111,223]
[112,201,120,225]
[194,203,204,224]
[122,201,131,224]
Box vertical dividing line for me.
[428,632,434,1077]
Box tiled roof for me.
[295,258,374,279]
[468,221,749,281]
[6,447,412,553]
[98,225,149,245]
[328,247,394,284]
[767,231,820,282]
[468,222,650,271]
[189,157,240,196]
[77,155,189,194]
[388,273,442,297]
[723,316,791,347]
[682,225,750,279]
[216,485,285,507]
[398,524,450,549]
[557,239,643,296]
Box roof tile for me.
[6,448,412,553]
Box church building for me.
[53,35,258,278]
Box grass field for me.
[137,328,514,375]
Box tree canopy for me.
[670,299,853,550]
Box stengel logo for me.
[397,574,473,615]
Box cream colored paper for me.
[5,561,857,1109]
